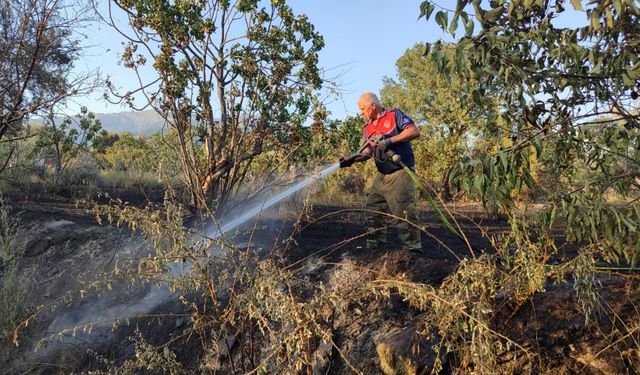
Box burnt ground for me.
[282,204,640,374]
[2,196,640,374]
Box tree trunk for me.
[0,147,14,175]
[439,167,453,202]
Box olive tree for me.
[421,0,640,264]
[105,0,324,211]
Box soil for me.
[284,205,640,374]
[2,193,639,374]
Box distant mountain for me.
[93,110,167,137]
[30,110,167,137]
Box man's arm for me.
[348,124,420,165]
[363,124,420,159]
[388,124,420,144]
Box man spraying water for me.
[338,92,423,253]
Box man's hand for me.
[368,137,391,152]
[368,136,392,160]
[376,137,391,152]
[339,155,355,168]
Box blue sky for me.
[68,1,449,119]
[289,0,450,118]
[68,1,586,120]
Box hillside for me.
[29,110,166,137]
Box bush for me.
[97,170,168,191]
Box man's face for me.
[358,100,377,121]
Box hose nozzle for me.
[384,149,405,167]
[390,153,402,164]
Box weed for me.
[17,191,639,374]
[0,196,33,354]
[494,215,551,304]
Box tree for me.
[91,131,120,155]
[421,0,640,264]
[380,44,499,200]
[0,0,96,142]
[33,107,102,187]
[105,0,324,212]
[99,132,153,172]
[291,112,364,168]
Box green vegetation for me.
[381,44,501,201]
[107,0,325,212]
[1,0,639,373]
[419,0,640,264]
[32,107,103,189]
[0,0,96,142]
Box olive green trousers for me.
[364,169,422,251]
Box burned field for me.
[284,205,640,374]
[3,198,639,374]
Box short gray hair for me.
[358,92,380,107]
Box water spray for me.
[204,163,340,240]
[37,163,343,362]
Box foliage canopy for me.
[380,44,500,200]
[421,0,640,264]
[0,0,95,142]
[107,0,325,211]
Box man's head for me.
[357,92,382,121]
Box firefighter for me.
[339,92,422,252]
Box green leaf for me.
[523,170,535,189]
[474,174,486,193]
[605,8,614,28]
[620,215,638,232]
[456,52,466,74]
[567,205,577,227]
[533,139,543,158]
[419,1,428,19]
[460,11,469,25]
[419,1,435,20]
[423,42,431,57]
[613,0,622,15]
[449,13,459,35]
[614,209,623,233]
[426,2,436,20]
[499,151,508,171]
[435,11,448,31]
[549,205,558,229]
[590,11,601,30]
[455,45,467,70]
[465,19,475,37]
[622,72,635,87]
[484,7,504,22]
[570,0,584,11]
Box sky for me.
[68,1,587,120]
[67,0,450,119]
